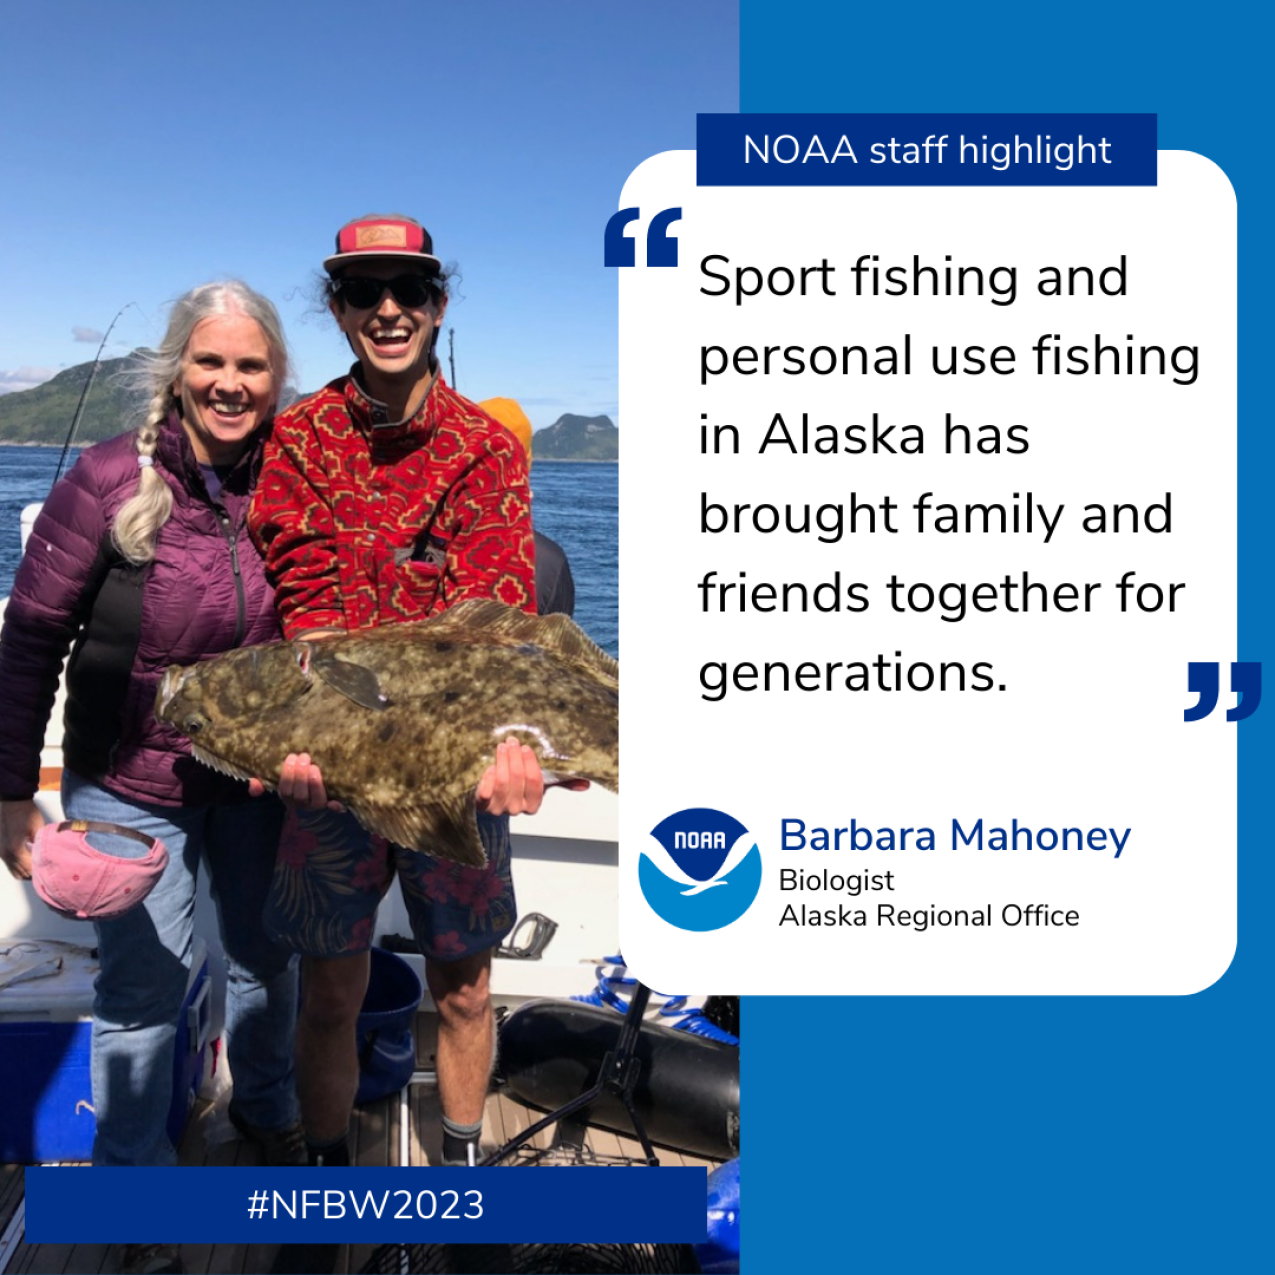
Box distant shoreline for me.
[0,441,616,462]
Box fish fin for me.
[348,795,488,868]
[309,651,391,711]
[425,600,620,687]
[190,742,257,784]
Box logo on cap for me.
[353,223,411,250]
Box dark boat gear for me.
[699,996,740,1041]
[495,994,740,1162]
[359,1241,700,1274]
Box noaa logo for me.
[640,807,762,931]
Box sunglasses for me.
[334,274,439,309]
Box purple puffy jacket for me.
[0,414,280,806]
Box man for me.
[249,215,578,1179]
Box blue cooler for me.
[0,937,211,1163]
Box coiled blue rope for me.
[572,956,739,1045]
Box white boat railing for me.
[19,503,39,555]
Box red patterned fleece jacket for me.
[249,371,535,638]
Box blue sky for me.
[0,1,738,428]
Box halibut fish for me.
[155,600,619,867]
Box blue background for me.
[739,2,1269,1270]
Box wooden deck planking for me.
[342,1239,379,1275]
[181,1130,247,1275]
[0,1167,22,1230]
[53,1237,110,1275]
[352,1094,396,1169]
[4,1165,98,1275]
[12,1219,108,1275]
[486,1091,558,1161]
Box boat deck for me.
[0,1012,719,1275]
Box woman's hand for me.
[248,753,344,812]
[475,737,590,817]
[1,799,44,881]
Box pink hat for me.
[31,820,169,921]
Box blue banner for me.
[738,4,1267,1273]
[24,1167,707,1244]
[697,113,1157,185]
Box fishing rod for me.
[52,302,136,487]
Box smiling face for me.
[330,260,446,418]
[174,312,277,465]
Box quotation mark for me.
[604,206,682,267]
[1184,662,1261,722]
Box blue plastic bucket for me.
[355,948,423,1105]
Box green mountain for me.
[534,414,618,461]
[0,355,141,444]
[0,355,301,444]
[0,358,615,461]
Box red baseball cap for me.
[323,214,442,276]
[31,820,169,922]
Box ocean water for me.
[0,446,78,600]
[0,446,618,657]
[528,460,619,657]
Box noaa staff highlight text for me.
[619,115,1237,995]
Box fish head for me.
[155,639,317,777]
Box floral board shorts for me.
[265,806,515,961]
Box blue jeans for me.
[63,773,299,1166]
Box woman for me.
[0,284,302,1201]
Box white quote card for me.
[618,149,1236,995]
